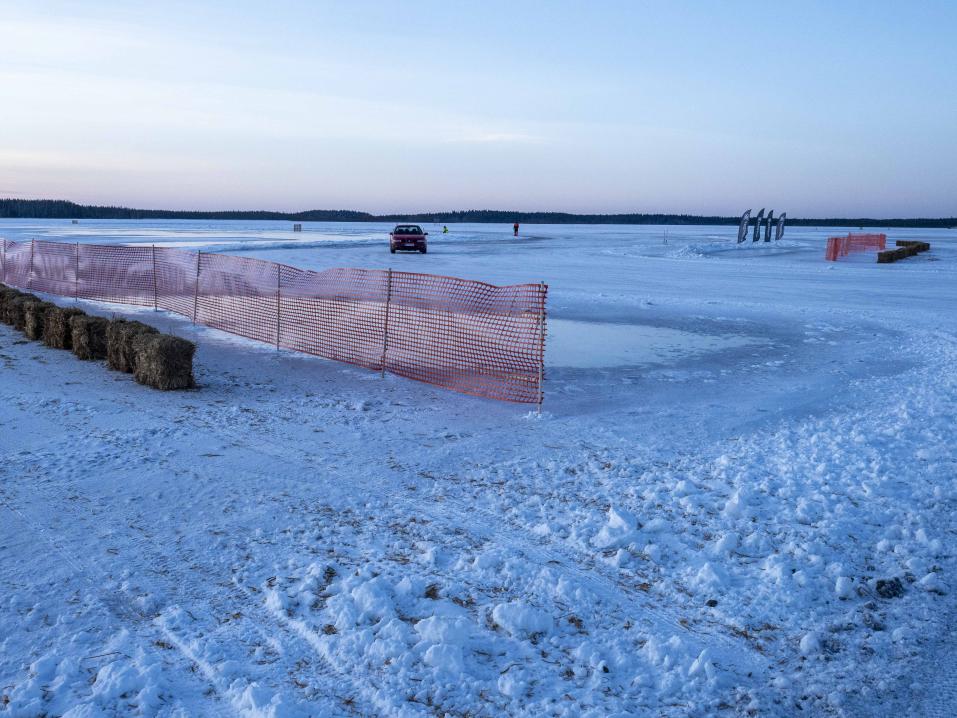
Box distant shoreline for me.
[1,199,954,229]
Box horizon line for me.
[0,198,955,226]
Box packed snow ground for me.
[1,220,955,717]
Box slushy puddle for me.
[547,319,765,368]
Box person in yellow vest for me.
[443,225,449,234]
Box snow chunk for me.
[236,682,286,718]
[491,602,552,637]
[799,632,820,655]
[919,572,945,594]
[498,665,529,697]
[713,532,739,554]
[415,615,471,645]
[722,490,748,518]
[689,648,716,681]
[591,505,639,549]
[423,643,465,675]
[691,562,728,591]
[350,576,393,616]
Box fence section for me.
[1,240,33,290]
[383,272,546,402]
[278,265,390,371]
[825,233,887,261]
[0,239,547,403]
[31,240,77,297]
[154,247,198,317]
[196,252,280,346]
[78,244,155,306]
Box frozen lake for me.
[4,218,953,375]
[2,217,956,716]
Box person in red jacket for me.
[513,221,520,237]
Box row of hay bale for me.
[878,240,931,263]
[0,283,196,390]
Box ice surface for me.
[547,318,765,368]
[1,219,955,716]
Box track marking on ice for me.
[0,453,369,717]
[175,404,770,683]
[254,589,406,718]
[0,489,234,717]
[398,491,767,678]
[155,614,277,718]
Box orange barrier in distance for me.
[825,233,887,261]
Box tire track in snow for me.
[398,490,767,678]
[1,462,374,718]
[181,401,769,681]
[0,490,235,718]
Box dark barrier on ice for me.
[0,239,548,403]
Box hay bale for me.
[70,314,109,360]
[106,319,158,373]
[23,300,56,341]
[43,306,86,349]
[132,333,196,390]
[877,250,895,264]
[6,293,38,330]
[0,286,22,321]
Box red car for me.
[390,224,428,254]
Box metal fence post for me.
[380,268,393,377]
[74,243,80,301]
[28,239,35,290]
[151,244,158,311]
[193,251,201,324]
[537,281,546,413]
[275,263,281,350]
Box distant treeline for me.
[1,199,954,228]
[0,199,370,222]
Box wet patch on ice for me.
[546,318,767,368]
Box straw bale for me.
[70,314,109,360]
[44,306,85,349]
[0,286,23,321]
[106,319,158,373]
[132,333,196,390]
[6,294,38,330]
[23,300,56,340]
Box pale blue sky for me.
[1,1,955,216]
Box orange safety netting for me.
[1,239,548,403]
[825,233,887,261]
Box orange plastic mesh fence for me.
[824,233,887,261]
[195,252,280,346]
[79,244,155,306]
[154,247,198,317]
[31,240,77,297]
[1,240,33,290]
[279,265,389,371]
[1,239,547,403]
[383,271,546,402]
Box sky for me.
[1,0,955,217]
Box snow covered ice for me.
[1,219,956,716]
